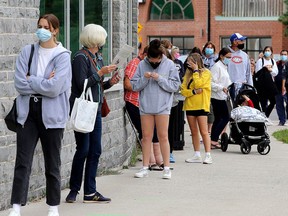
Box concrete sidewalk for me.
[1,110,288,216]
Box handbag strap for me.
[27,44,35,76]
[81,49,102,102]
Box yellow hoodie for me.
[181,69,211,112]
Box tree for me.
[279,0,288,36]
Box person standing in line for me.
[181,53,212,164]
[131,39,181,179]
[275,50,288,126]
[202,41,218,137]
[123,46,163,168]
[8,14,72,216]
[168,46,185,162]
[65,24,120,204]
[210,48,232,149]
[202,41,218,70]
[255,46,278,118]
[227,33,253,94]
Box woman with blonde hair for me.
[181,53,212,164]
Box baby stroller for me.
[220,83,271,155]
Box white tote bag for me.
[70,79,99,133]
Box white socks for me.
[49,205,59,214]
[195,151,201,157]
[12,204,21,213]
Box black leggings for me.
[260,95,276,117]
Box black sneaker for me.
[65,190,78,203]
[83,192,111,203]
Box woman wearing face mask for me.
[202,41,218,70]
[65,24,119,204]
[255,46,278,117]
[210,48,232,149]
[8,14,72,216]
[202,42,218,137]
[131,39,181,179]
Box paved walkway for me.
[1,110,288,216]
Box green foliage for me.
[272,129,288,144]
[279,0,288,35]
[129,144,142,167]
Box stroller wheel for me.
[257,144,271,155]
[220,133,229,152]
[240,142,251,154]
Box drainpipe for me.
[207,0,211,41]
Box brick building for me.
[138,0,288,59]
[0,0,138,210]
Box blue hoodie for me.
[131,55,181,115]
[14,43,72,128]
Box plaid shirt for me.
[124,57,141,107]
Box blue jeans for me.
[69,110,102,195]
[275,93,288,124]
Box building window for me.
[149,36,194,54]
[40,0,111,65]
[221,37,272,60]
[222,0,283,17]
[150,0,194,20]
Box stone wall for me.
[0,0,138,210]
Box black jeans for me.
[11,98,64,206]
[211,98,230,142]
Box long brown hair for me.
[185,53,205,86]
[38,14,60,42]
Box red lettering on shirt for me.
[231,56,243,64]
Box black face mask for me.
[237,44,245,50]
[149,61,161,69]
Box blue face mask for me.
[223,57,230,65]
[205,48,214,56]
[35,28,52,42]
[264,51,271,58]
[280,55,288,62]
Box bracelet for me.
[192,89,196,95]
[193,69,199,72]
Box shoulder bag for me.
[70,79,99,133]
[5,44,35,132]
[81,49,110,117]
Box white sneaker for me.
[185,154,202,163]
[8,210,20,216]
[203,155,213,164]
[162,169,171,179]
[47,210,59,216]
[134,168,148,178]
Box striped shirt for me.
[124,57,141,107]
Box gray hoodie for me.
[131,55,181,115]
[227,46,253,85]
[14,43,72,128]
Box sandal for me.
[148,164,164,171]
[211,143,221,149]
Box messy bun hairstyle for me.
[147,39,164,58]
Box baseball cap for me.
[230,33,247,42]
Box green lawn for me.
[272,129,288,144]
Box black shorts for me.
[186,110,209,117]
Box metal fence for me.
[222,0,284,17]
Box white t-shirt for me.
[37,46,57,77]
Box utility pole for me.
[207,0,211,41]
